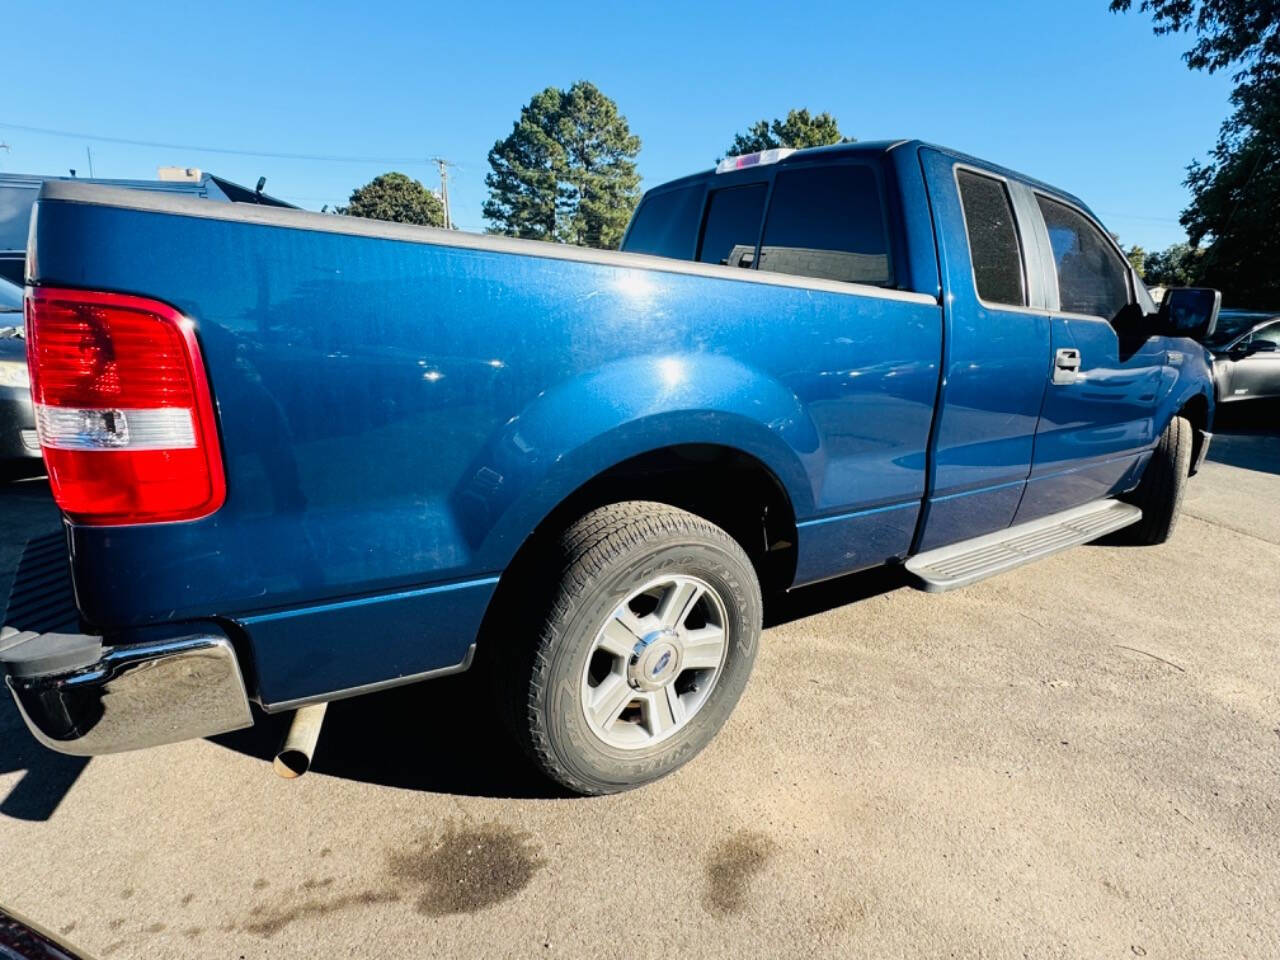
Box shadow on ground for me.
[0,476,77,822]
[211,563,909,799]
[765,564,908,627]
[0,701,89,823]
[1207,399,1280,475]
[210,673,564,799]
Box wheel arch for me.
[523,442,799,590]
[470,440,799,676]
[1176,390,1211,476]
[452,352,819,569]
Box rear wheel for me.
[1121,415,1193,545]
[500,501,762,795]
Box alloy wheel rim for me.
[579,573,730,750]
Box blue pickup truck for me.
[2,140,1218,795]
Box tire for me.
[498,501,762,796]
[1121,415,1193,545]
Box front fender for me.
[1159,338,1216,433]
[450,353,823,570]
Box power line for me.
[0,121,433,166]
[1097,210,1182,224]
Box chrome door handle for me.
[1053,348,1081,385]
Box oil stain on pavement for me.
[240,820,544,938]
[244,889,403,937]
[701,830,779,916]
[388,821,545,917]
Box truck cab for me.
[622,141,1214,555]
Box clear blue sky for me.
[4,0,1234,251]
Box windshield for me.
[1206,310,1277,347]
[0,276,22,313]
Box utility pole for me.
[433,157,453,229]
[86,146,95,178]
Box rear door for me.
[916,150,1052,550]
[1012,194,1164,523]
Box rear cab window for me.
[758,164,892,286]
[623,158,897,289]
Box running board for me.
[905,499,1142,593]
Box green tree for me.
[724,108,851,158]
[1143,242,1205,288]
[1112,0,1279,306]
[339,172,445,227]
[1180,81,1278,305]
[1126,244,1148,278]
[484,81,641,249]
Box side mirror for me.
[1159,287,1221,341]
[1248,339,1278,355]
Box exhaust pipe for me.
[273,702,328,779]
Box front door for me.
[916,151,1052,551]
[1014,194,1163,524]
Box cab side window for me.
[956,170,1026,306]
[1037,196,1130,320]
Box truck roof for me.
[645,139,1091,215]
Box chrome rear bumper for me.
[1,629,253,756]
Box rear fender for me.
[451,353,820,569]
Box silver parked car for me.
[1207,311,1280,404]
[0,276,41,477]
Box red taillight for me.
[24,287,226,525]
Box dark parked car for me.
[0,905,88,960]
[0,276,40,477]
[1207,310,1280,404]
[0,171,294,286]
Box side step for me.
[905,499,1142,593]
